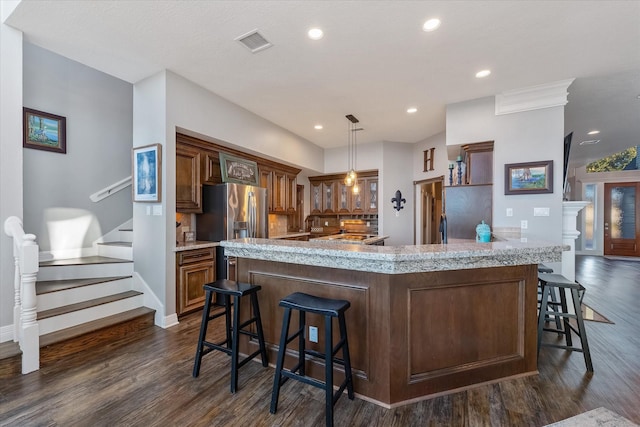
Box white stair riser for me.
[119,230,133,243]
[37,277,133,311]
[97,244,133,260]
[38,294,144,335]
[38,262,133,281]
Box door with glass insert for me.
[604,182,640,256]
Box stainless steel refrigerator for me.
[196,183,268,280]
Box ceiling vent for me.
[579,139,601,145]
[235,30,272,53]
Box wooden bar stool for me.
[270,292,354,427]
[537,273,593,372]
[192,279,268,393]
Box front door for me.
[604,182,640,256]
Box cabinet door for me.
[351,179,365,213]
[366,179,378,213]
[323,181,336,213]
[259,167,273,212]
[338,181,352,213]
[202,151,221,185]
[272,169,286,212]
[310,181,323,214]
[176,144,202,213]
[176,248,215,316]
[285,173,297,213]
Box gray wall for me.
[23,43,133,253]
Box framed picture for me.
[132,144,162,202]
[505,160,553,195]
[219,152,259,185]
[23,107,67,154]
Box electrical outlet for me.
[506,208,513,217]
[521,220,528,229]
[309,326,318,343]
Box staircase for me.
[1,226,156,377]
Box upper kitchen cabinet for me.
[309,170,378,215]
[176,143,202,213]
[462,141,494,185]
[176,133,301,215]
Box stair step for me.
[97,242,133,260]
[38,256,133,281]
[38,290,142,320]
[37,276,131,295]
[0,342,21,378]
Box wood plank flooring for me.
[1,256,639,426]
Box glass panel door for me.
[604,182,639,256]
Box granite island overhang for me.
[220,238,565,408]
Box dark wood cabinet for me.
[176,144,202,213]
[259,167,274,212]
[462,141,494,185]
[202,151,221,185]
[309,170,378,216]
[310,181,323,214]
[176,247,215,316]
[322,180,337,213]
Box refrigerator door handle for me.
[248,191,256,238]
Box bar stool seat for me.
[192,279,268,393]
[537,273,593,372]
[270,292,354,427]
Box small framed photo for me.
[23,107,67,154]
[505,160,553,195]
[219,152,259,185]
[132,144,162,202]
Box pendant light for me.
[344,114,361,193]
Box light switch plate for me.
[534,207,550,216]
[521,220,528,229]
[152,205,162,216]
[506,208,513,217]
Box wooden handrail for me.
[89,176,132,202]
[3,216,40,374]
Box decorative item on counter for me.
[456,155,464,185]
[448,163,454,186]
[184,231,196,242]
[476,220,491,243]
[391,190,406,216]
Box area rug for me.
[581,302,614,324]
[544,407,638,427]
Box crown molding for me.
[495,78,575,115]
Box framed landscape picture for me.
[504,160,553,195]
[132,144,162,202]
[23,107,67,154]
[219,152,259,185]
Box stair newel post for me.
[19,233,40,374]
[13,254,21,343]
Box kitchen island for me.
[220,238,564,408]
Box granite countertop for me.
[268,231,311,239]
[174,240,219,252]
[220,238,566,274]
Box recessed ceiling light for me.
[587,130,600,135]
[314,124,323,130]
[423,18,441,32]
[308,28,324,40]
[407,107,418,114]
[475,69,491,78]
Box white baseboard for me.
[132,271,174,328]
[163,314,179,329]
[0,324,14,343]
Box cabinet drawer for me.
[178,247,214,265]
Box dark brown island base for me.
[220,238,564,408]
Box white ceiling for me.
[5,0,640,167]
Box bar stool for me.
[192,279,268,393]
[537,264,562,331]
[270,292,354,427]
[537,273,593,372]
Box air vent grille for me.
[235,30,272,53]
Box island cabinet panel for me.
[235,258,538,406]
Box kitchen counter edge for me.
[175,241,220,252]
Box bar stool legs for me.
[270,292,354,427]
[193,279,268,393]
[537,274,593,372]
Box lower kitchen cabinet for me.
[176,247,215,316]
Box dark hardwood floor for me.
[1,256,639,426]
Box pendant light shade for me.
[345,114,361,192]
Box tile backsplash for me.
[268,214,288,236]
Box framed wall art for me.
[219,152,259,185]
[23,107,67,154]
[132,144,162,202]
[504,160,553,195]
